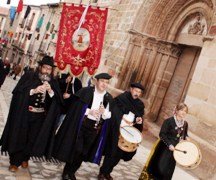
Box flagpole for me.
[59,1,117,11]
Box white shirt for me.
[85,88,111,121]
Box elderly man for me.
[52,73,113,180]
[0,56,62,172]
[98,83,145,180]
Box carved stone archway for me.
[117,0,213,122]
[116,1,215,178]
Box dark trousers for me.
[100,155,121,175]
[9,112,45,166]
[13,74,17,80]
[63,118,98,176]
[100,148,124,175]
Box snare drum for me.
[174,140,202,169]
[118,126,142,152]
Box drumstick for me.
[175,148,187,154]
[122,127,134,137]
[65,81,70,93]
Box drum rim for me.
[120,125,143,143]
[118,135,138,152]
[174,140,202,169]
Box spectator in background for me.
[0,57,11,89]
[23,59,34,74]
[13,63,22,80]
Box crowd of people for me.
[0,55,190,180]
[0,56,35,88]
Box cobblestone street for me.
[0,77,198,180]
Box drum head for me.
[174,141,200,167]
[120,126,142,143]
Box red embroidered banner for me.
[55,4,108,76]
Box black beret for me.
[131,83,144,91]
[95,73,112,80]
[38,56,56,67]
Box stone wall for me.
[185,39,216,127]
[97,0,144,86]
[99,0,216,178]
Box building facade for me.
[1,0,216,178]
[98,0,216,179]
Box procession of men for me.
[0,0,204,179]
[0,54,147,180]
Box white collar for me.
[174,115,184,127]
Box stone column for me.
[146,42,181,122]
[145,52,163,99]
[147,53,170,121]
[141,42,158,88]
[117,39,135,89]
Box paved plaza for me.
[0,77,198,180]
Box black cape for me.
[0,71,63,156]
[58,74,82,114]
[104,91,145,161]
[0,61,10,86]
[52,86,113,164]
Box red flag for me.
[16,0,23,13]
[55,4,108,76]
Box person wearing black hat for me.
[0,55,63,172]
[98,82,145,180]
[52,72,113,180]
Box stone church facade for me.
[1,0,216,178]
[97,0,216,178]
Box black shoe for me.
[104,174,113,180]
[98,173,106,180]
[62,173,76,180]
[70,174,76,180]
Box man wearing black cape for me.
[52,73,113,180]
[0,56,62,172]
[98,83,145,180]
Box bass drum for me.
[118,126,142,152]
[174,140,202,169]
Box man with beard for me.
[0,56,62,172]
[52,73,113,180]
[0,57,10,89]
[98,83,145,180]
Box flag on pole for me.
[9,7,16,21]
[46,21,51,31]
[9,6,16,26]
[55,4,108,76]
[16,0,23,13]
[24,6,31,19]
[36,14,44,30]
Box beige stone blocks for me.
[187,82,210,101]
[188,102,216,126]
[208,59,216,69]
[200,69,215,86]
